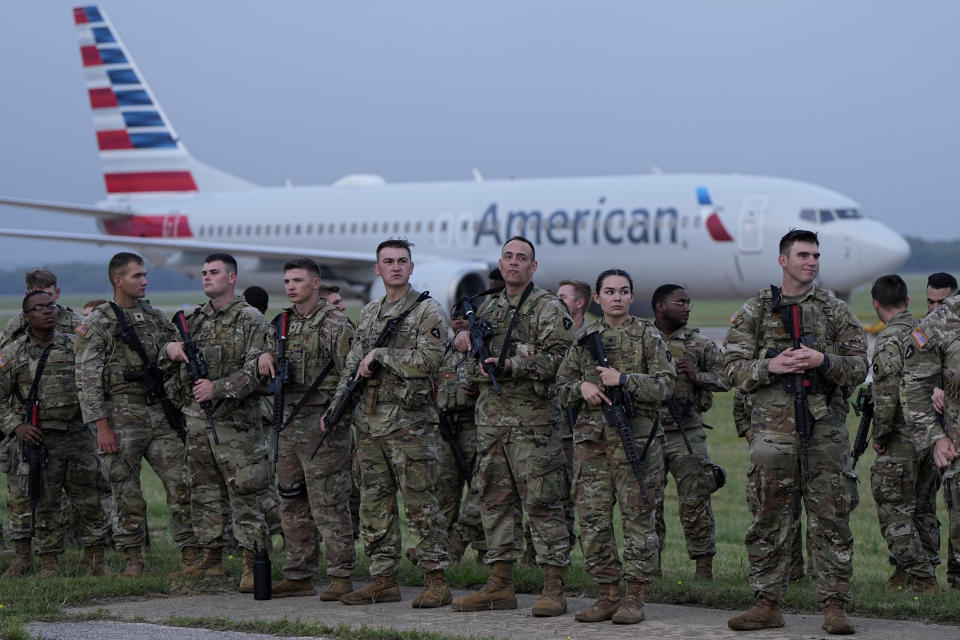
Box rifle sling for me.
[284,361,335,427]
[15,343,54,407]
[496,281,534,371]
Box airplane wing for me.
[0,196,132,220]
[0,227,373,267]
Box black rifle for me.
[172,310,220,445]
[269,312,291,472]
[457,295,502,395]
[110,302,186,443]
[311,291,431,459]
[851,384,873,467]
[16,343,53,538]
[438,410,471,480]
[579,331,657,506]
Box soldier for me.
[651,284,729,580]
[321,238,452,608]
[162,253,271,592]
[556,269,675,624]
[75,253,196,577]
[1,269,83,347]
[451,236,573,617]
[901,282,960,591]
[723,229,866,635]
[927,273,957,418]
[258,258,357,599]
[434,306,486,563]
[319,285,347,313]
[868,275,940,592]
[557,279,590,333]
[1,291,110,578]
[82,300,108,317]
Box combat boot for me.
[912,576,939,595]
[611,581,646,624]
[451,561,517,611]
[273,577,316,598]
[531,565,566,617]
[318,576,353,601]
[887,568,908,590]
[79,545,110,577]
[37,553,59,579]
[119,546,144,577]
[168,546,201,578]
[695,556,713,580]
[727,596,784,631]
[195,547,229,577]
[238,547,255,593]
[412,570,452,608]
[574,582,622,622]
[339,573,402,604]
[822,598,855,634]
[2,540,32,578]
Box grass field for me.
[0,274,956,639]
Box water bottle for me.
[253,541,272,600]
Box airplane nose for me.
[858,221,910,276]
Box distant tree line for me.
[0,261,195,294]
[903,236,960,275]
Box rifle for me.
[579,331,657,506]
[665,397,727,490]
[16,343,53,538]
[269,312,291,471]
[457,295,502,395]
[851,384,873,467]
[438,410,471,480]
[311,291,431,459]
[110,302,186,443]
[172,311,220,445]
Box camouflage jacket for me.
[75,299,176,424]
[656,325,729,431]
[901,295,960,450]
[1,306,82,348]
[333,287,447,436]
[163,297,267,421]
[264,299,354,411]
[722,285,867,433]
[0,329,80,436]
[469,285,573,427]
[436,338,474,423]
[871,309,917,444]
[556,315,675,442]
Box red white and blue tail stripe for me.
[74,6,249,198]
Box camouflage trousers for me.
[871,433,940,578]
[276,407,356,580]
[746,418,858,605]
[477,423,570,567]
[6,423,109,553]
[185,413,270,552]
[355,421,450,576]
[656,427,717,559]
[101,399,195,550]
[573,424,663,584]
[436,418,486,553]
[940,452,960,586]
[523,435,576,556]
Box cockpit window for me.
[800,207,863,223]
[800,209,817,223]
[835,208,862,219]
[819,209,835,223]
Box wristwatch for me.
[619,373,628,386]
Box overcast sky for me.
[0,1,957,267]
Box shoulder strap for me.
[14,342,54,406]
[109,301,153,367]
[373,290,431,348]
[496,281,535,369]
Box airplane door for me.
[162,214,180,237]
[738,196,768,254]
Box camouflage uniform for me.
[75,301,195,551]
[0,329,109,553]
[163,298,270,552]
[333,287,450,577]
[655,326,729,561]
[469,286,572,568]
[1,306,83,347]
[723,285,867,605]
[435,341,486,557]
[901,296,960,587]
[871,309,940,579]
[266,300,357,581]
[556,315,675,583]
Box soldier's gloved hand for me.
[933,436,958,469]
[453,330,471,353]
[166,341,188,363]
[933,387,945,414]
[259,352,276,377]
[13,423,43,446]
[95,418,119,454]
[580,381,611,406]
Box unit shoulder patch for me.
[430,327,441,339]
[563,316,573,330]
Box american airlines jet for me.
[0,5,909,314]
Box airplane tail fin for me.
[73,5,251,199]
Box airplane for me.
[0,5,910,315]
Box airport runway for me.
[48,584,955,640]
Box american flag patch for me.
[0,354,7,367]
[730,312,740,324]
[76,323,89,336]
[911,327,928,348]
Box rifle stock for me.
[851,384,873,467]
